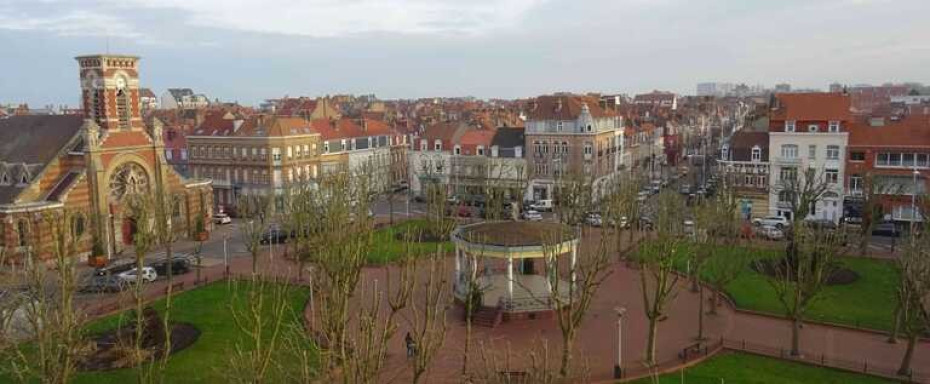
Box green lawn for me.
[69,281,312,384]
[663,242,899,331]
[368,219,454,264]
[631,352,896,384]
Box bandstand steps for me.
[471,307,502,328]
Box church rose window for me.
[109,163,149,200]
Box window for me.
[902,153,916,167]
[826,145,840,160]
[287,146,293,158]
[72,214,85,238]
[919,154,929,168]
[825,169,838,184]
[829,121,840,132]
[850,175,863,193]
[556,121,563,132]
[542,141,549,154]
[116,89,131,129]
[434,140,442,151]
[586,124,593,132]
[562,142,569,155]
[454,145,461,155]
[785,120,796,132]
[780,144,798,158]
[584,142,593,155]
[16,220,28,247]
[534,141,541,154]
[808,124,819,133]
[272,148,282,161]
[850,151,865,161]
[477,146,485,156]
[326,142,332,153]
[751,146,761,162]
[779,167,797,182]
[808,145,816,159]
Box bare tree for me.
[406,249,450,384]
[8,211,86,384]
[124,193,161,384]
[762,225,845,357]
[634,191,687,365]
[893,230,930,376]
[853,173,899,257]
[553,172,593,228]
[223,276,294,384]
[238,194,272,275]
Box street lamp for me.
[912,167,921,234]
[613,306,627,379]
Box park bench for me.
[678,342,706,361]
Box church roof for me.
[0,115,84,204]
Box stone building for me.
[0,54,212,262]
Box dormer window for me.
[454,145,461,155]
[419,141,427,151]
[434,140,442,151]
[808,124,818,133]
[751,146,761,162]
[0,172,8,185]
[556,121,563,132]
[19,173,28,186]
[785,120,796,132]
[477,146,485,156]
[828,121,840,132]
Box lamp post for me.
[912,167,921,234]
[613,306,627,379]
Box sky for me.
[0,0,928,107]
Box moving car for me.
[872,222,900,237]
[584,212,603,227]
[530,199,554,212]
[756,225,784,241]
[752,216,790,229]
[522,210,543,221]
[117,267,158,284]
[260,228,290,244]
[150,256,193,276]
[213,213,232,225]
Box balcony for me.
[773,156,802,166]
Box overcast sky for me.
[1,0,928,107]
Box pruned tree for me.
[8,211,86,384]
[124,193,162,384]
[852,173,899,257]
[761,225,846,357]
[223,276,294,384]
[634,190,687,365]
[702,247,751,316]
[893,230,930,377]
[405,249,450,384]
[238,193,272,275]
[553,171,593,228]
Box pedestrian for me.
[405,332,415,358]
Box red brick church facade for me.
[0,55,212,262]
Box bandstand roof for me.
[453,222,577,259]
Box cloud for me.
[0,9,141,38]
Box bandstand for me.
[452,221,579,321]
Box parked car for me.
[638,215,655,231]
[752,216,790,229]
[756,225,784,241]
[213,213,232,225]
[584,213,603,227]
[260,228,289,244]
[804,219,838,231]
[117,267,158,284]
[150,256,192,276]
[872,222,900,237]
[522,210,543,221]
[86,275,130,293]
[679,184,692,195]
[530,199,554,212]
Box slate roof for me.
[0,115,84,204]
[491,127,525,149]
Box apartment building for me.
[524,95,624,201]
[767,93,851,222]
[845,115,930,222]
[719,117,770,219]
[310,118,407,193]
[187,115,321,211]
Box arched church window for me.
[116,80,131,130]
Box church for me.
[0,54,213,262]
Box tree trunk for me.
[560,332,574,377]
[709,291,719,315]
[696,285,705,341]
[897,333,918,376]
[389,193,395,225]
[888,303,902,344]
[645,317,659,365]
[462,310,472,376]
[790,317,802,357]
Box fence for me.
[615,337,724,382]
[722,338,927,383]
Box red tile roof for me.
[848,115,930,147]
[772,93,852,122]
[309,118,393,140]
[525,95,617,121]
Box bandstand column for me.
[507,254,514,304]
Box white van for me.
[530,199,554,212]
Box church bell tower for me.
[75,55,143,131]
